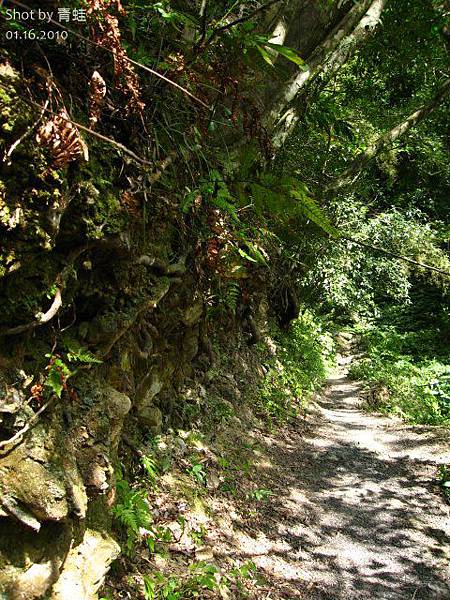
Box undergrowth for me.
[349,324,450,425]
[256,310,335,424]
[104,311,335,598]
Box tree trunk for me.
[265,0,388,150]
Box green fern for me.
[250,174,339,238]
[224,281,241,315]
[180,169,239,221]
[63,337,102,364]
[113,478,152,555]
[142,455,158,487]
[290,188,339,237]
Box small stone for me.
[12,561,56,600]
[107,388,131,421]
[86,463,109,492]
[175,437,187,451]
[207,472,220,490]
[195,547,214,561]
[138,405,163,434]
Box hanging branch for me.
[198,0,284,49]
[0,246,89,337]
[2,98,49,164]
[0,398,54,455]
[341,235,450,277]
[0,85,152,166]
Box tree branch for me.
[0,398,54,455]
[0,85,153,166]
[342,235,450,277]
[201,0,284,48]
[326,77,450,193]
[2,98,49,164]
[1,247,88,337]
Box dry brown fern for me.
[88,70,107,128]
[36,109,89,167]
[86,0,144,114]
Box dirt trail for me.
[221,372,450,599]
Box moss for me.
[86,190,128,238]
[0,65,67,283]
[62,150,129,240]
[86,497,113,533]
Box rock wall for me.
[0,59,217,599]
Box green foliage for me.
[113,451,166,555]
[350,324,450,425]
[41,355,71,399]
[278,0,449,330]
[142,455,159,488]
[190,524,207,546]
[143,563,220,600]
[113,477,153,555]
[250,174,339,237]
[257,310,335,424]
[43,342,102,399]
[182,170,238,221]
[248,488,273,502]
[302,208,450,318]
[437,464,450,501]
[218,280,241,316]
[63,338,102,365]
[186,460,207,485]
[253,39,307,69]
[143,560,257,600]
[152,1,194,27]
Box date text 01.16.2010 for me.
[4,29,68,41]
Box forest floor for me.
[108,360,450,600]
[217,367,450,599]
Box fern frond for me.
[250,174,340,238]
[290,189,339,237]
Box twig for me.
[0,83,152,166]
[27,93,151,165]
[2,83,179,175]
[2,98,49,163]
[148,151,176,184]
[3,1,210,110]
[200,0,284,48]
[0,397,54,454]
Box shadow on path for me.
[218,375,450,599]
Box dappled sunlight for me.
[210,375,450,599]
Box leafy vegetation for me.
[142,560,258,600]
[437,464,450,501]
[350,322,450,425]
[256,311,335,424]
